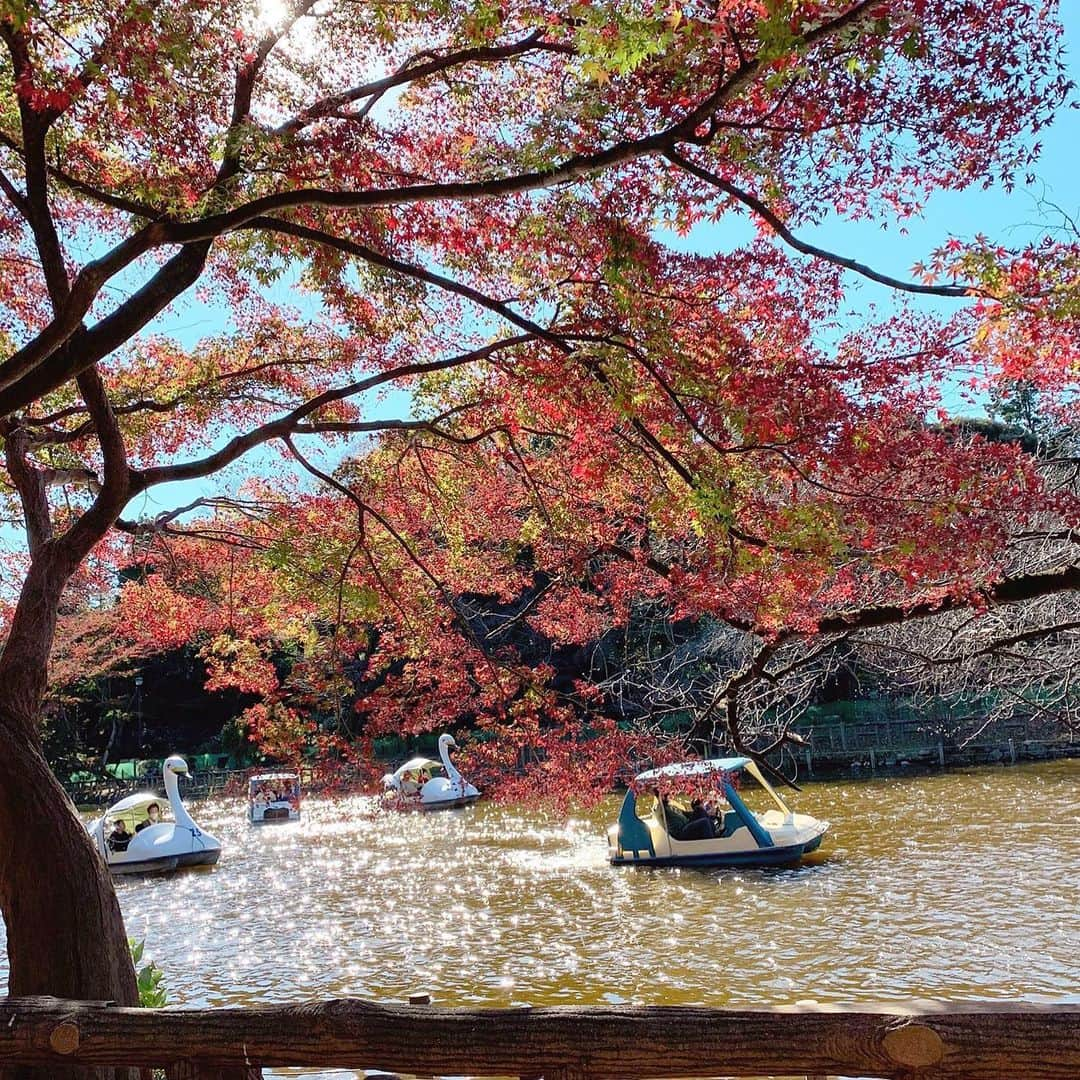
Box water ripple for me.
[2,761,1077,1077]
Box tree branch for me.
[664,150,971,298]
[276,30,575,136]
[130,337,532,490]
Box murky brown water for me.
[5,761,1079,1076]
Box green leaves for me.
[0,0,39,31]
[129,939,168,1008]
[573,2,678,80]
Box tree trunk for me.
[0,553,138,1079]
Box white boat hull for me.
[107,848,221,875]
[384,791,482,813]
[609,818,828,867]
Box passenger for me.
[660,795,691,840]
[682,799,717,841]
[108,820,132,852]
[135,803,161,832]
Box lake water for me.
[6,760,1080,1076]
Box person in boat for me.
[135,804,161,832]
[658,794,716,841]
[685,799,718,840]
[108,819,132,851]
[660,795,689,839]
[705,798,730,833]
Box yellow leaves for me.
[580,60,612,84]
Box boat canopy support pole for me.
[616,790,655,858]
[722,783,774,848]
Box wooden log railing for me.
[0,997,1078,1078]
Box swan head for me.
[164,755,190,778]
[439,734,457,750]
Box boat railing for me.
[1,995,1076,1078]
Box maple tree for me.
[0,0,1076,1056]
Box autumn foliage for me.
[4,0,1070,801]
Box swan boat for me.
[88,755,222,874]
[382,734,481,811]
[249,771,301,824]
[608,757,828,868]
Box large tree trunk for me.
[0,552,138,1079]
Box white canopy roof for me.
[104,792,166,816]
[391,756,441,778]
[634,757,750,782]
[249,772,299,783]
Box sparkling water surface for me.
[5,760,1079,1077]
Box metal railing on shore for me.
[0,995,1077,1078]
[67,768,250,809]
[793,715,1077,775]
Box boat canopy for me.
[249,771,299,786]
[391,756,441,777]
[632,756,791,817]
[105,792,167,816]
[633,757,751,782]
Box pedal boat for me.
[88,755,222,874]
[608,756,828,868]
[382,734,481,811]
[249,770,301,824]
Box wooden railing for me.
[1,996,1077,1078]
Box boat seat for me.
[717,811,744,838]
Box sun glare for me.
[257,0,290,29]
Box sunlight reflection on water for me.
[2,760,1078,1078]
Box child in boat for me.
[108,820,132,851]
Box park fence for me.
[0,995,1077,1078]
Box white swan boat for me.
[382,734,481,811]
[248,771,301,824]
[608,756,828,868]
[88,755,222,874]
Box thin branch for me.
[132,337,532,489]
[664,149,972,298]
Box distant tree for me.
[989,380,1053,445]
